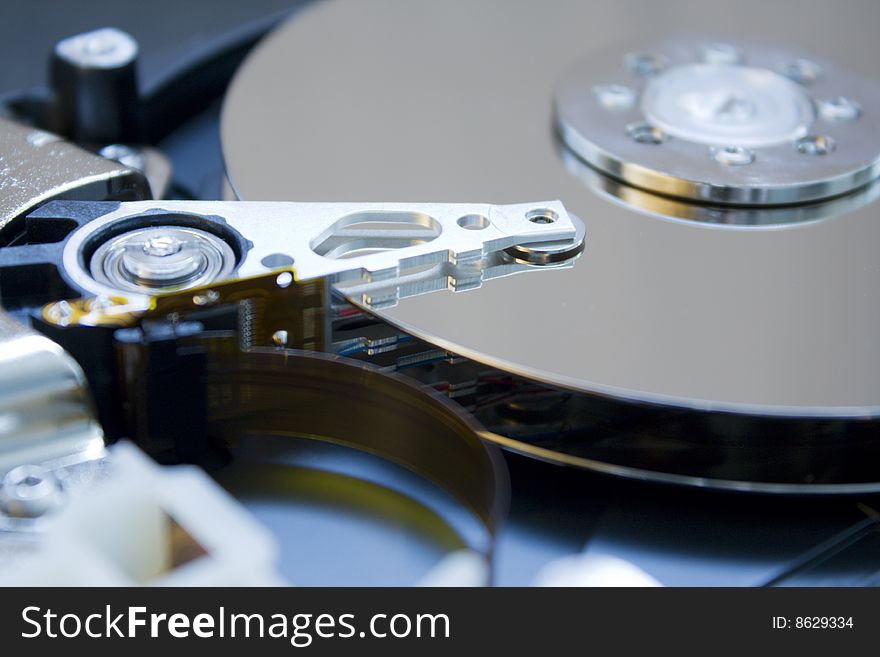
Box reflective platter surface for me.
[222,0,880,489]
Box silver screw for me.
[701,43,742,66]
[796,135,835,156]
[46,299,74,326]
[89,295,117,312]
[192,290,220,307]
[276,272,294,289]
[0,465,61,518]
[779,59,822,85]
[592,84,636,110]
[711,146,754,166]
[624,53,667,77]
[142,235,182,257]
[818,97,861,122]
[626,123,666,144]
[272,330,289,346]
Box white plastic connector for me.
[417,549,489,587]
[532,553,663,587]
[0,442,284,586]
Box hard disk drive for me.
[2,0,880,586]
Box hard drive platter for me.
[221,0,880,491]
